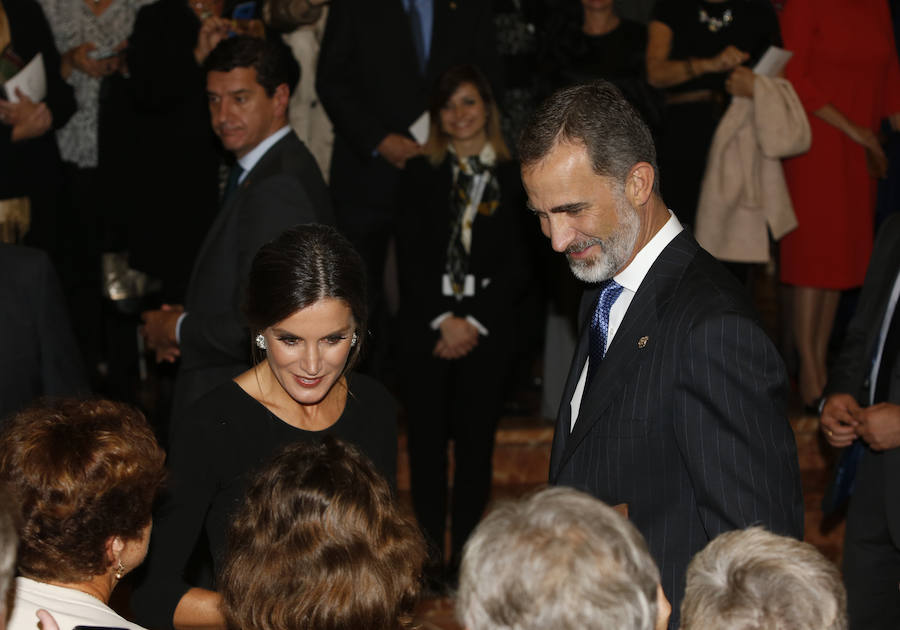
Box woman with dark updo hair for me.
[221,437,425,630]
[0,398,165,630]
[133,224,398,630]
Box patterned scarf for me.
[445,143,501,300]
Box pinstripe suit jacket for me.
[550,230,803,629]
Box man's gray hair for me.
[456,486,660,630]
[518,80,660,195]
[681,526,847,630]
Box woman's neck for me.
[241,363,347,432]
[43,573,115,605]
[451,134,487,159]
[582,6,620,36]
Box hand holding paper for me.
[0,88,51,141]
[376,132,421,169]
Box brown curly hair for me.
[220,437,426,630]
[0,398,166,583]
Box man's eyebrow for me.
[526,201,589,214]
[548,202,589,214]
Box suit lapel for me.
[862,245,900,365]
[427,0,448,77]
[186,135,290,304]
[549,290,594,480]
[551,232,696,478]
[390,0,428,80]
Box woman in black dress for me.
[133,224,398,630]
[647,0,781,228]
[541,0,660,133]
[0,0,75,250]
[396,65,530,584]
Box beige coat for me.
[283,7,333,182]
[695,75,811,262]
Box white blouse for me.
[37,0,149,167]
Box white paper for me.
[753,46,793,78]
[3,53,46,103]
[409,110,430,145]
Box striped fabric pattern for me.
[550,230,803,629]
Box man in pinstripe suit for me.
[520,81,803,629]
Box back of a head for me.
[457,486,660,630]
[220,437,426,630]
[681,526,847,630]
[0,398,165,583]
[203,35,300,96]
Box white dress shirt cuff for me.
[430,311,453,330]
[175,312,187,345]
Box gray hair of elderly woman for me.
[456,486,660,630]
[680,526,847,630]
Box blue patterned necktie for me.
[587,279,623,384]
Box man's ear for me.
[273,83,290,121]
[625,162,655,207]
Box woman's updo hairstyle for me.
[244,224,368,371]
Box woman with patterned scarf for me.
[395,64,531,591]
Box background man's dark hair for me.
[203,35,300,97]
[518,80,660,195]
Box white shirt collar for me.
[237,125,292,182]
[614,210,683,293]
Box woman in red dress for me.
[779,0,900,406]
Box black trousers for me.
[403,330,510,565]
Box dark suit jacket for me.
[172,132,334,418]
[395,155,530,342]
[0,244,87,422]
[826,213,900,549]
[125,0,220,301]
[316,0,500,209]
[551,229,803,629]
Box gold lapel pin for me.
[637,336,649,348]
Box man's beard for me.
[565,196,640,283]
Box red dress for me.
[779,0,900,289]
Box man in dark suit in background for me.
[142,36,333,422]
[0,244,87,421]
[519,81,803,629]
[316,0,499,372]
[820,213,900,630]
